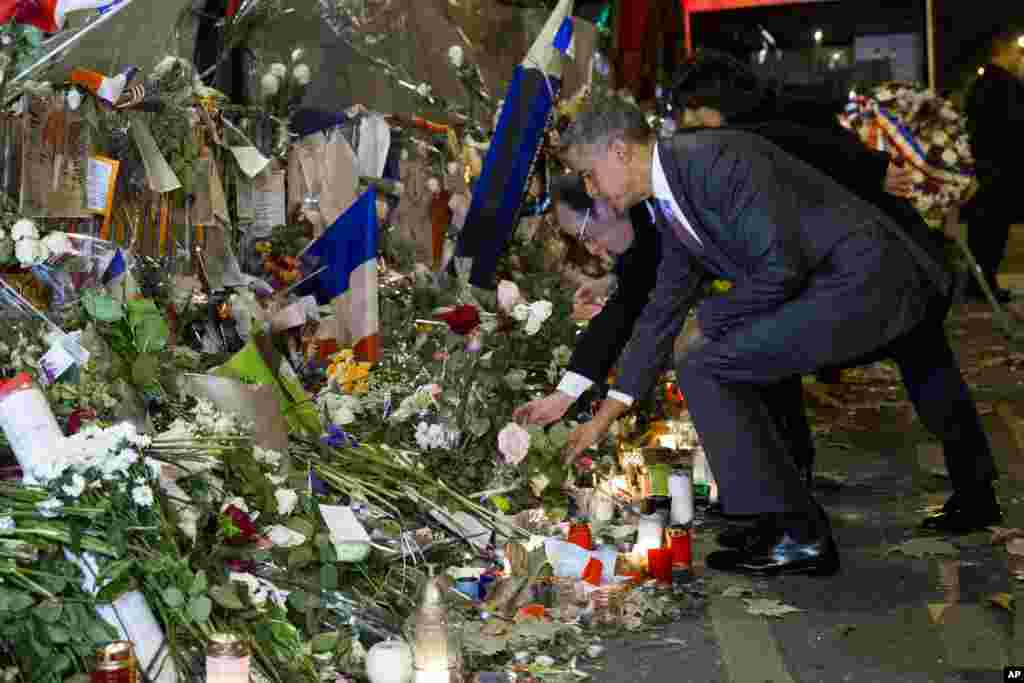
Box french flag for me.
[101,248,138,299]
[0,0,119,33]
[294,188,380,364]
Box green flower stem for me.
[0,528,118,556]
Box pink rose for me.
[575,456,595,472]
[497,422,531,466]
[497,281,524,313]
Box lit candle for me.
[668,471,693,526]
[635,513,664,556]
[366,640,413,683]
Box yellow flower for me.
[255,242,272,254]
[711,279,733,293]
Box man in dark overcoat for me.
[560,100,999,577]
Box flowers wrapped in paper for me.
[840,82,975,226]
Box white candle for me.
[0,376,63,484]
[366,640,413,683]
[668,472,693,526]
[635,513,664,554]
[591,490,615,523]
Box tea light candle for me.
[366,640,414,683]
[366,643,413,683]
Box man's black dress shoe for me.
[920,489,1003,534]
[716,516,775,549]
[706,532,840,576]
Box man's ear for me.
[609,138,629,162]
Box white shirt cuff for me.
[557,372,594,400]
[607,390,634,407]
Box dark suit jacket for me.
[566,201,661,384]
[965,64,1024,187]
[614,129,951,401]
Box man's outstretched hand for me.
[514,391,574,426]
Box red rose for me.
[437,305,481,335]
[66,408,96,435]
[223,505,259,545]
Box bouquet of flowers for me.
[840,82,975,225]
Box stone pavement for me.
[593,226,1024,683]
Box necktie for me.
[656,198,702,253]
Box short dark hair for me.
[560,97,653,154]
[670,49,772,122]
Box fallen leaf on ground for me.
[742,598,802,618]
[720,585,753,598]
[887,538,959,559]
[989,593,1013,611]
[928,603,951,623]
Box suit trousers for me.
[676,227,934,516]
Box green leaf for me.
[34,600,62,623]
[287,546,315,571]
[320,564,338,591]
[83,291,124,322]
[548,423,571,449]
[287,590,308,612]
[470,416,491,438]
[187,595,212,623]
[134,315,170,353]
[126,298,160,318]
[318,535,337,563]
[209,584,245,610]
[287,518,316,539]
[46,624,71,643]
[311,631,340,653]
[189,570,208,596]
[132,353,161,386]
[87,621,114,644]
[162,587,185,608]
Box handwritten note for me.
[252,169,285,238]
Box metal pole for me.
[926,0,937,92]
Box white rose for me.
[275,488,298,516]
[511,303,530,322]
[416,83,432,99]
[265,524,307,548]
[448,45,465,69]
[269,63,287,79]
[260,73,280,98]
[11,219,38,241]
[528,300,553,323]
[229,572,269,607]
[291,48,305,63]
[15,238,47,266]
[292,63,311,86]
[132,484,155,507]
[523,317,542,336]
[37,498,63,518]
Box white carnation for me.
[11,219,38,241]
[253,446,283,467]
[524,317,542,336]
[291,48,305,63]
[511,303,531,322]
[132,484,154,507]
[528,300,553,323]
[292,63,311,86]
[416,82,432,99]
[269,63,287,79]
[275,488,298,516]
[448,45,465,69]
[261,73,280,98]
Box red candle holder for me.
[667,525,692,569]
[647,548,673,585]
[567,522,593,550]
